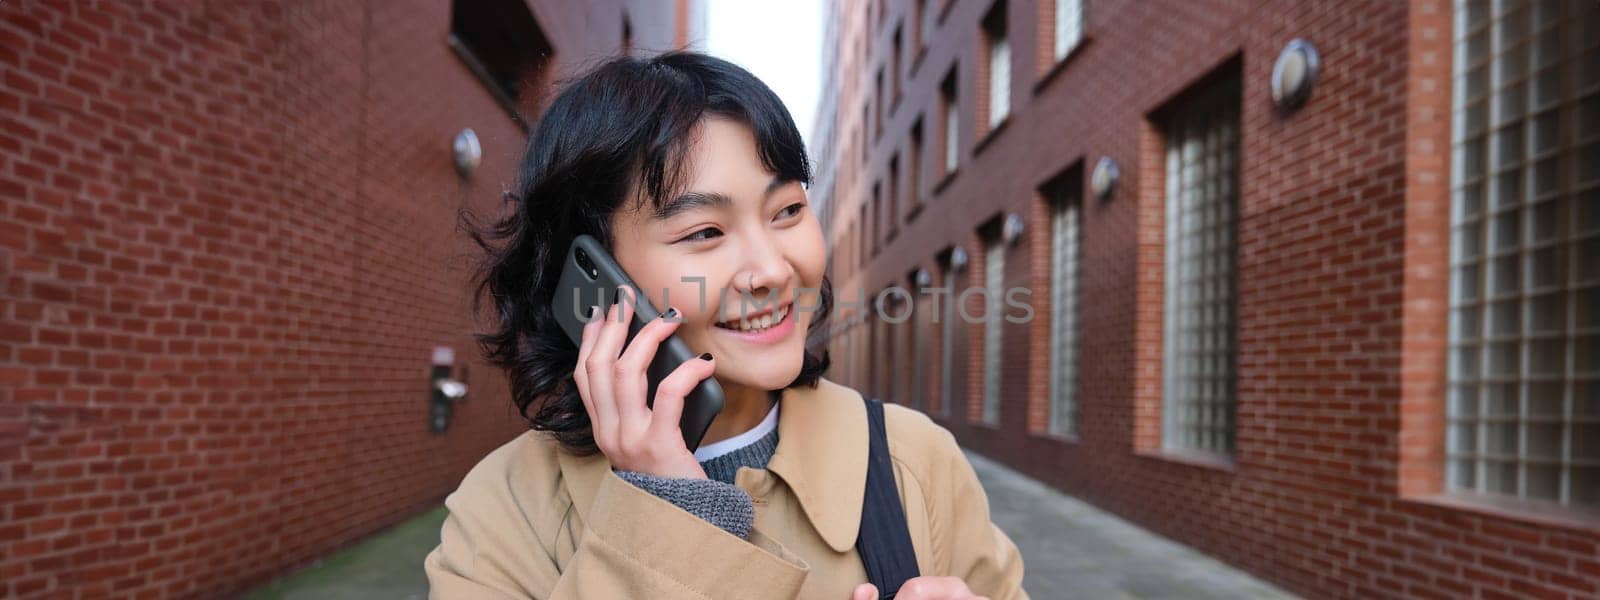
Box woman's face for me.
[610,116,825,391]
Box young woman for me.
[425,51,1026,600]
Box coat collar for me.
[555,377,868,552]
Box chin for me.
[720,350,805,391]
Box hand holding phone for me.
[553,234,726,469]
[572,287,717,479]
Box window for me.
[841,222,849,277]
[888,154,900,237]
[982,233,1006,425]
[914,0,928,54]
[940,253,959,418]
[1054,0,1085,61]
[883,291,897,403]
[862,105,870,165]
[859,204,868,267]
[869,310,880,399]
[982,1,1010,130]
[872,182,883,256]
[449,0,554,128]
[850,326,860,390]
[876,67,885,139]
[1161,67,1241,456]
[912,270,930,410]
[621,14,633,57]
[892,25,903,106]
[909,118,924,215]
[1446,0,1600,507]
[942,68,960,176]
[1047,169,1084,437]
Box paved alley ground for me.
[965,450,1297,599]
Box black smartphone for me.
[552,234,725,452]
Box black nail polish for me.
[700,353,713,361]
[663,307,679,319]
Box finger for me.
[574,306,602,414]
[897,576,948,598]
[586,301,627,448]
[648,352,715,441]
[598,287,639,435]
[615,309,682,424]
[851,583,877,600]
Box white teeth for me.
[720,305,789,332]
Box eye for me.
[677,227,723,243]
[775,202,805,221]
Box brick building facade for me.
[811,0,1600,598]
[0,1,695,597]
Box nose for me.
[732,231,791,302]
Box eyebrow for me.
[654,175,790,220]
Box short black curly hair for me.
[460,51,833,457]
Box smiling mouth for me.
[713,303,792,333]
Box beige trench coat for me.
[424,377,1028,599]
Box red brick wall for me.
[824,0,1600,598]
[0,1,679,597]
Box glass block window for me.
[1049,181,1083,437]
[983,237,1005,424]
[940,260,958,418]
[1054,0,1084,61]
[1161,69,1240,456]
[1446,0,1600,507]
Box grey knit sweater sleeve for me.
[613,471,756,538]
[614,425,781,539]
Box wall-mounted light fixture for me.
[1271,39,1320,112]
[453,128,482,179]
[1091,156,1119,201]
[1001,213,1025,246]
[949,246,969,273]
[430,346,469,433]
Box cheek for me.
[620,256,685,314]
[789,219,827,283]
[635,266,729,326]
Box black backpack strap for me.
[856,397,920,598]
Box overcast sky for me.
[703,0,823,152]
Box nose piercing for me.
[747,272,754,290]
